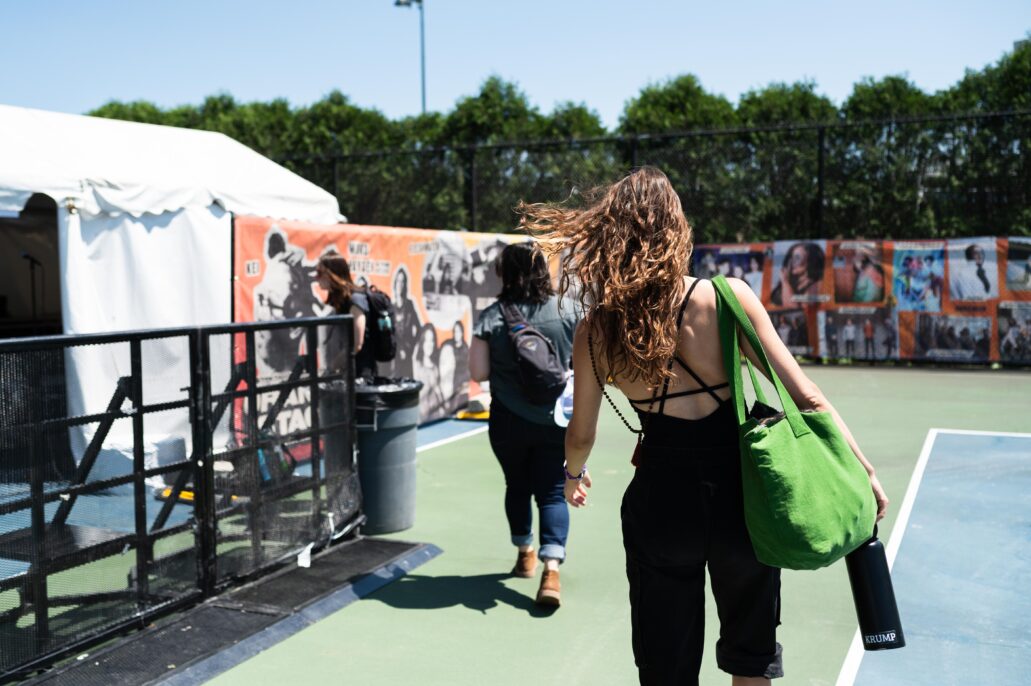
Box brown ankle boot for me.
[512,549,538,578]
[536,568,560,606]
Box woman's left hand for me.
[869,473,889,521]
[564,470,592,508]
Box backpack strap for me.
[500,301,530,332]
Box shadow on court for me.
[365,572,557,617]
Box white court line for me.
[834,428,940,686]
[416,425,489,453]
[926,428,1031,439]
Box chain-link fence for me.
[281,111,1031,240]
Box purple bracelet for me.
[564,465,586,481]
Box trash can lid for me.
[355,377,424,394]
[355,377,424,409]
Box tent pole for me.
[230,214,236,323]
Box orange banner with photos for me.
[233,217,1029,432]
[692,236,1031,365]
[233,215,523,423]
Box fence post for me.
[190,330,217,596]
[816,126,826,237]
[305,326,323,523]
[243,331,263,568]
[28,375,49,640]
[630,136,639,169]
[129,339,150,608]
[468,146,478,232]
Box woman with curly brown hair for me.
[519,167,887,685]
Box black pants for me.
[621,445,783,685]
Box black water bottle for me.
[845,527,906,650]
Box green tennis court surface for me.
[207,366,1030,686]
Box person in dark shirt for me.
[824,315,839,358]
[316,253,376,379]
[882,318,897,358]
[470,242,579,606]
[863,318,875,358]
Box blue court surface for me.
[838,429,1031,686]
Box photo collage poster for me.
[234,216,522,426]
[232,221,1031,437]
[695,236,1030,363]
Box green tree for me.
[511,101,618,227]
[539,102,607,140]
[367,112,466,230]
[936,39,1031,235]
[439,77,615,231]
[616,75,738,241]
[85,40,1031,237]
[276,91,399,226]
[735,82,837,240]
[619,74,735,134]
[828,77,940,238]
[89,100,168,125]
[441,76,544,145]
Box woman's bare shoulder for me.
[685,276,717,313]
[725,276,764,309]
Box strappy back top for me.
[626,279,738,451]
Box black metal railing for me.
[0,316,358,679]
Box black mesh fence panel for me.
[0,316,357,677]
[0,333,201,675]
[203,320,357,587]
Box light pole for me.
[394,0,426,115]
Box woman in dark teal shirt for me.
[470,242,579,606]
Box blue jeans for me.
[487,400,569,563]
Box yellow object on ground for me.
[456,409,490,420]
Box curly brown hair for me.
[517,166,693,383]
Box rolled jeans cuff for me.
[538,544,566,563]
[511,532,534,547]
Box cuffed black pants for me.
[621,445,783,685]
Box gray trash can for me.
[354,378,423,535]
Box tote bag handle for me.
[712,275,811,438]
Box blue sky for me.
[2,0,1028,129]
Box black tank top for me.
[627,279,738,452]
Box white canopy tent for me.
[0,104,341,476]
[0,103,340,331]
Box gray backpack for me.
[500,302,567,405]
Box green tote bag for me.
[711,275,876,570]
